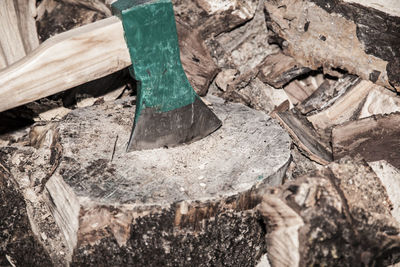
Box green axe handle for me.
[0,0,221,150]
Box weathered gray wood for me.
[332,112,400,169]
[259,158,400,266]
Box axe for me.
[0,0,221,151]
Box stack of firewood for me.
[1,0,400,266]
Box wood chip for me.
[283,80,313,105]
[359,87,400,119]
[298,75,360,115]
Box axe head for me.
[112,0,221,151]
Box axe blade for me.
[112,0,221,151]
[127,97,222,151]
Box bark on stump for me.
[0,155,52,266]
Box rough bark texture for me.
[0,153,52,266]
[264,0,400,91]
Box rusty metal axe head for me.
[112,0,221,151]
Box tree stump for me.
[4,96,291,265]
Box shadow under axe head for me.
[111,0,222,151]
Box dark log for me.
[332,112,400,169]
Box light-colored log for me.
[0,16,131,113]
[0,0,26,66]
[14,0,40,53]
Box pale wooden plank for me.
[0,16,131,113]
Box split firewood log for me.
[264,0,400,91]
[0,0,39,69]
